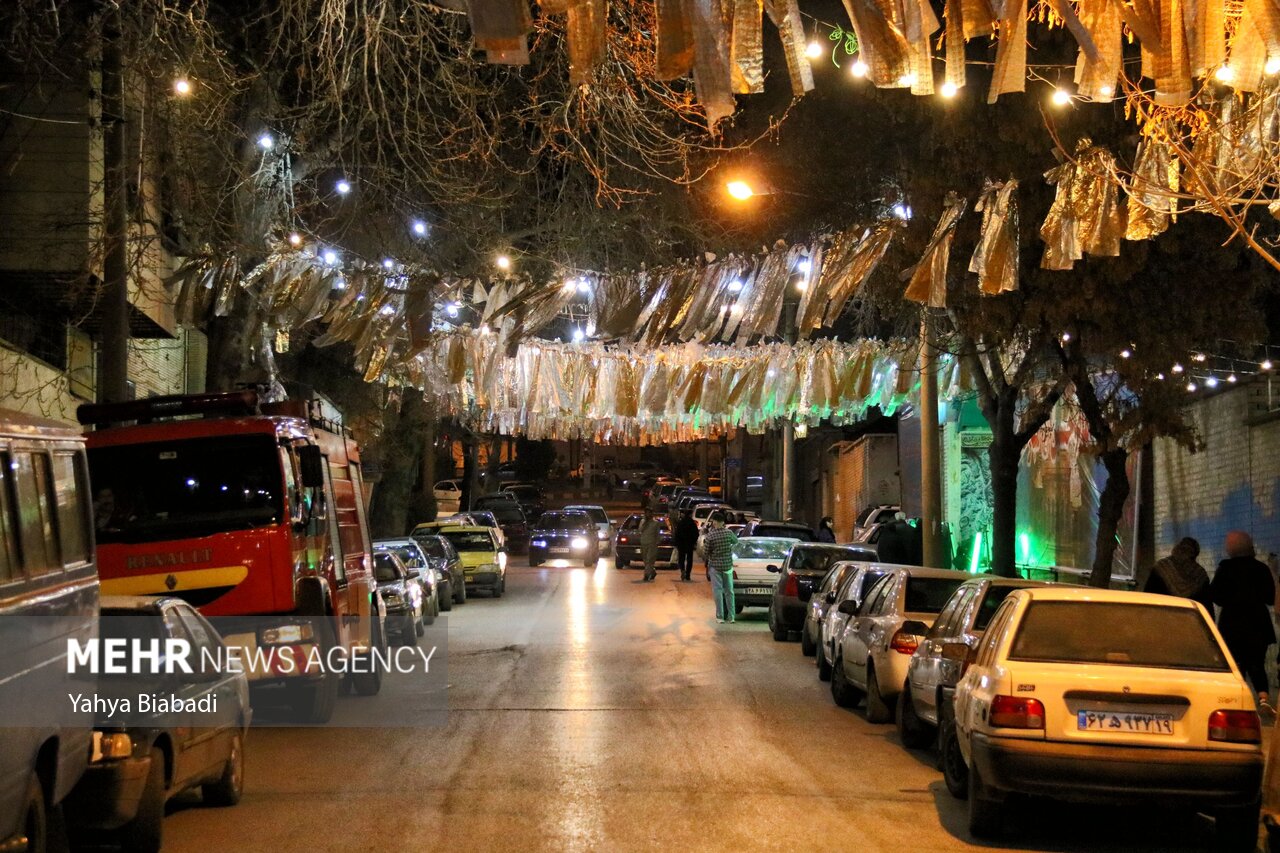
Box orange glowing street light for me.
[725,180,756,201]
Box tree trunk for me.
[460,434,478,512]
[988,411,1021,578]
[484,434,501,491]
[1089,447,1131,589]
[407,409,438,524]
[206,290,282,397]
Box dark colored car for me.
[745,520,818,542]
[67,596,250,852]
[767,543,878,641]
[613,513,674,568]
[410,533,466,610]
[500,484,544,522]
[473,495,529,552]
[529,511,599,567]
[374,551,423,645]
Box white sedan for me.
[728,537,797,610]
[954,587,1264,848]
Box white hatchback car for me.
[813,562,897,681]
[953,587,1264,848]
[830,567,968,723]
[728,537,798,610]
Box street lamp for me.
[495,254,512,271]
[726,180,755,201]
[173,78,192,96]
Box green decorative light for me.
[826,24,859,68]
[969,530,983,574]
[1019,531,1031,564]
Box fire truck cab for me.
[80,391,385,724]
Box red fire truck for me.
[79,391,386,723]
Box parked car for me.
[814,562,896,681]
[442,509,506,549]
[529,511,600,567]
[500,483,545,521]
[613,514,674,569]
[767,543,877,641]
[432,525,506,597]
[853,504,900,541]
[0,409,98,853]
[480,461,521,484]
[729,537,798,611]
[408,533,465,610]
[472,494,529,553]
[374,538,438,625]
[613,460,661,489]
[673,492,715,512]
[564,504,617,556]
[830,567,967,723]
[800,559,869,658]
[646,479,684,508]
[690,476,723,498]
[691,502,734,529]
[374,551,424,644]
[745,520,817,541]
[433,478,463,514]
[67,596,250,852]
[953,588,1264,848]
[898,576,1047,753]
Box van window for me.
[0,452,16,581]
[52,452,90,566]
[14,452,59,573]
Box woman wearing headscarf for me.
[1144,537,1212,611]
[1210,531,1276,710]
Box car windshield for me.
[755,525,816,542]
[411,535,447,560]
[904,576,967,613]
[377,544,424,569]
[470,514,497,528]
[569,507,609,524]
[734,539,794,560]
[1009,601,1231,671]
[440,530,495,552]
[88,434,283,544]
[100,610,163,643]
[974,585,1020,630]
[537,513,590,531]
[374,553,400,583]
[476,500,524,522]
[791,546,863,572]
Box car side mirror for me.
[837,600,859,615]
[900,620,929,637]
[298,444,325,488]
[407,570,421,580]
[766,564,780,573]
[940,642,974,663]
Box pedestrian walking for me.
[1144,536,1213,611]
[1210,530,1277,712]
[638,508,663,582]
[674,509,699,582]
[702,513,739,623]
[817,516,837,543]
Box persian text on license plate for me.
[742,586,772,595]
[1077,710,1174,734]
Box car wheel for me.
[800,626,817,657]
[17,775,47,853]
[439,581,453,611]
[769,608,788,642]
[1215,796,1261,851]
[967,763,1003,839]
[817,647,833,682]
[864,664,894,724]
[615,557,629,569]
[492,581,503,599]
[415,615,426,636]
[530,558,543,567]
[401,614,419,646]
[896,683,933,748]
[939,716,968,799]
[350,618,384,697]
[422,598,436,626]
[734,603,744,614]
[455,583,467,605]
[830,656,863,708]
[583,557,594,568]
[119,748,166,853]
[202,730,245,807]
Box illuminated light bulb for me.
[726,180,754,200]
[572,327,585,343]
[173,78,192,96]
[1263,359,1274,371]
[897,72,918,87]
[1186,381,1198,392]
[1171,363,1184,374]
[335,179,351,195]
[1205,376,1220,388]
[321,249,338,266]
[257,133,274,150]
[797,259,812,275]
[1051,87,1072,106]
[382,258,395,270]
[411,219,428,236]
[1156,372,1165,380]
[480,324,491,335]
[1215,64,1235,83]
[1099,84,1114,97]
[1120,348,1131,359]
[379,304,395,316]
[727,279,744,293]
[562,278,577,294]
[766,369,776,377]
[892,203,912,221]
[1061,332,1072,342]
[495,254,512,271]
[333,277,347,291]
[445,302,460,318]
[795,278,808,293]
[940,81,958,99]
[1192,352,1207,362]
[287,232,302,247]
[806,40,824,59]
[576,280,591,293]
[850,59,869,78]
[1267,56,1280,75]
[1228,373,1239,383]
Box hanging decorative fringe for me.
[970,178,1020,294]
[903,191,969,307]
[1040,138,1127,270]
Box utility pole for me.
[779,300,797,521]
[99,6,130,403]
[919,314,943,567]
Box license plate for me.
[1077,710,1174,734]
[549,548,570,555]
[741,586,772,595]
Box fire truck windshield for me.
[88,434,284,544]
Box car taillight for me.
[989,695,1045,729]
[890,630,920,655]
[1209,709,1261,743]
[782,571,799,597]
[619,535,630,543]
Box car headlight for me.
[93,731,133,762]
[479,562,498,572]
[571,537,589,549]
[531,539,546,548]
[597,530,608,539]
[383,591,402,603]
[261,623,315,645]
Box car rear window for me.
[755,525,816,542]
[570,508,609,524]
[1008,601,1231,671]
[974,585,1019,630]
[857,570,886,599]
[904,576,967,614]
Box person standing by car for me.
[702,513,739,623]
[1144,536,1213,611]
[639,508,663,581]
[674,509,699,582]
[1211,530,1277,711]
[817,516,837,543]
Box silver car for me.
[801,560,865,658]
[564,504,616,556]
[830,566,967,723]
[815,562,898,681]
[374,538,439,625]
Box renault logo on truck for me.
[125,549,212,571]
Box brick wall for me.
[1153,378,1280,570]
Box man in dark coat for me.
[1210,530,1276,710]
[673,510,699,582]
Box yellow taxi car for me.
[411,523,506,598]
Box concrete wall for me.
[1153,378,1280,569]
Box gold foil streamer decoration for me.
[839,0,911,87]
[730,0,765,94]
[464,0,533,64]
[763,0,815,95]
[943,0,967,91]
[970,178,1020,294]
[904,192,969,308]
[902,0,940,95]
[1124,137,1176,240]
[686,0,737,126]
[567,0,609,85]
[988,0,1028,102]
[1073,0,1122,101]
[656,0,695,79]
[797,222,898,337]
[1040,139,1127,270]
